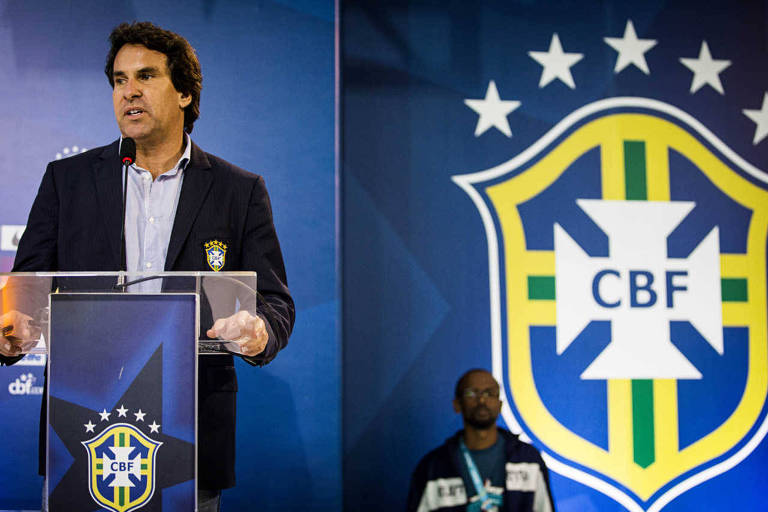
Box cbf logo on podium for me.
[454,98,768,511]
[82,421,162,512]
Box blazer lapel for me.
[165,142,213,270]
[93,141,124,268]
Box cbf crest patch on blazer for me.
[204,240,228,272]
[453,98,768,512]
[82,422,162,512]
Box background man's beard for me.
[464,405,498,429]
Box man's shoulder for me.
[47,141,117,171]
[408,433,465,512]
[193,145,264,184]
[498,428,546,463]
[415,431,461,471]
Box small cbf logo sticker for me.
[7,372,43,395]
[204,240,227,272]
[453,99,768,511]
[82,420,162,512]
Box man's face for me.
[112,44,191,144]
[453,371,502,429]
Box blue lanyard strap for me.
[458,438,503,511]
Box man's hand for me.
[206,310,268,357]
[0,310,40,357]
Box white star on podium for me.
[134,409,146,422]
[116,405,128,417]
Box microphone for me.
[120,137,136,166]
[118,138,136,287]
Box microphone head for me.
[119,137,136,165]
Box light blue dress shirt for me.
[122,134,191,292]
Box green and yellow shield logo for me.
[454,98,768,511]
[82,422,162,512]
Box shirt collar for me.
[119,133,192,176]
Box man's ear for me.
[453,398,461,414]
[179,92,192,109]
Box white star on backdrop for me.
[461,25,753,148]
[743,92,768,145]
[116,405,128,418]
[134,409,146,422]
[84,420,95,433]
[463,80,521,137]
[603,20,657,74]
[148,421,161,434]
[528,33,583,89]
[680,41,731,95]
[99,409,111,422]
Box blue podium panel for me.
[48,294,197,512]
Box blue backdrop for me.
[0,1,337,510]
[343,1,768,511]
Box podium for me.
[0,271,258,512]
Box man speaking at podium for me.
[0,21,294,511]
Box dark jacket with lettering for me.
[407,428,555,512]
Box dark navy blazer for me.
[6,139,295,489]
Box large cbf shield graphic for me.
[453,98,768,512]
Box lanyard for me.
[458,438,503,511]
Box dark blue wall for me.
[342,1,768,511]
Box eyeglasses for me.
[462,388,500,400]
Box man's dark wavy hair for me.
[105,21,202,133]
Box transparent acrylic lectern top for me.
[0,271,258,356]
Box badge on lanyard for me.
[459,439,503,512]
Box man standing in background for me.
[408,369,554,512]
